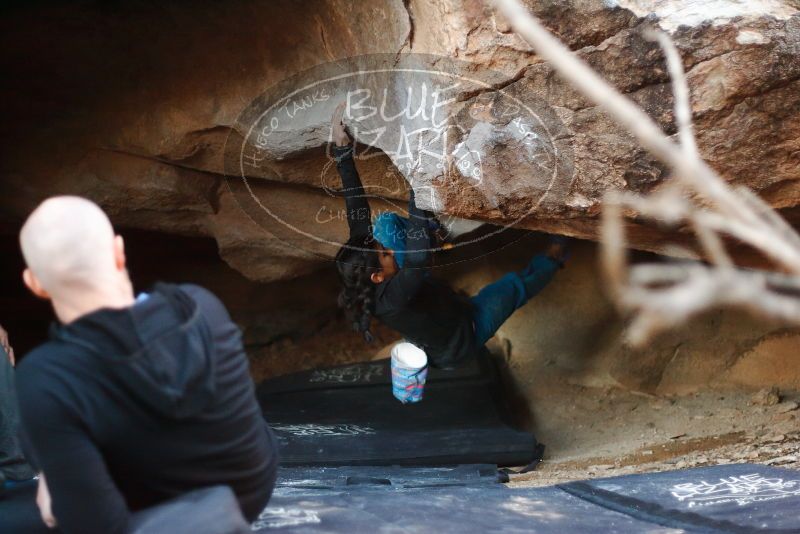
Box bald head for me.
[20,196,120,295]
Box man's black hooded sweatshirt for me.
[15,283,277,534]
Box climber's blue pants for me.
[374,213,561,347]
[470,255,560,345]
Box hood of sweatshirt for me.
[48,283,216,418]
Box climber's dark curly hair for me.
[335,233,380,343]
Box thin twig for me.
[646,29,697,160]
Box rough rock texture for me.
[1,0,799,281]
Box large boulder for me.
[1,0,798,281]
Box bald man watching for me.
[13,196,278,533]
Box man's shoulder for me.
[16,342,82,419]
[16,340,84,390]
[176,283,233,324]
[177,283,226,310]
[176,283,220,307]
[176,282,214,298]
[17,341,72,378]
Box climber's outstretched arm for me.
[331,102,371,238]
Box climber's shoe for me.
[545,234,571,267]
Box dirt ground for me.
[512,384,800,487]
[248,314,800,486]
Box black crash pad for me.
[255,486,668,533]
[257,354,488,395]
[275,464,504,493]
[257,356,539,467]
[560,463,800,533]
[251,464,800,533]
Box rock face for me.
[1,0,799,280]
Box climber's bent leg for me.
[470,273,527,346]
[470,255,560,346]
[520,254,560,299]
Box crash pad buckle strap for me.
[499,442,545,476]
[558,480,782,534]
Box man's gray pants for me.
[0,345,34,481]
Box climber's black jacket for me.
[335,144,481,368]
[16,283,277,534]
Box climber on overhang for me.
[331,102,569,370]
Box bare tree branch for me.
[645,29,697,160]
[491,0,800,344]
[690,217,733,270]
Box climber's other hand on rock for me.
[332,102,351,147]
